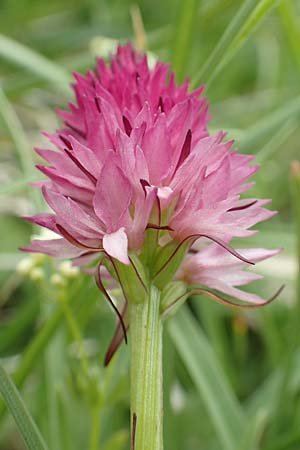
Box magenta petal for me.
[142,113,171,184]
[93,157,132,232]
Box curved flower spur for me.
[22,43,282,450]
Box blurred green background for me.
[0,1,300,449]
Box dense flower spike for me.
[23,43,279,316]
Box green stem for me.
[291,161,300,306]
[58,293,90,376]
[88,404,101,450]
[129,285,163,450]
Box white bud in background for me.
[31,253,46,264]
[50,273,66,288]
[170,382,186,413]
[58,261,79,279]
[29,267,44,282]
[89,37,118,58]
[16,257,35,275]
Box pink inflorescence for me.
[23,43,279,306]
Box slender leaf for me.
[0,278,98,422]
[291,161,300,303]
[256,119,297,163]
[247,369,282,418]
[0,364,49,450]
[238,94,300,152]
[0,87,41,210]
[238,410,267,450]
[278,0,300,71]
[171,0,199,82]
[168,305,246,450]
[43,303,65,450]
[0,176,41,196]
[0,34,71,92]
[192,0,255,87]
[220,0,283,70]
[103,429,128,450]
[192,0,281,88]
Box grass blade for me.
[0,176,41,196]
[238,410,267,450]
[192,0,281,88]
[238,95,300,152]
[256,119,298,163]
[0,87,33,176]
[0,86,41,210]
[0,279,97,422]
[278,0,300,71]
[0,364,49,450]
[171,0,199,82]
[0,34,71,92]
[291,161,300,304]
[191,0,256,87]
[168,304,246,450]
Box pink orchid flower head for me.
[22,43,282,360]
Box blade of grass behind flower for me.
[246,368,282,417]
[168,305,246,450]
[238,94,300,152]
[237,410,267,450]
[171,0,199,82]
[0,278,98,423]
[278,0,300,71]
[0,34,71,92]
[0,86,42,211]
[255,119,297,163]
[0,175,41,196]
[43,302,65,450]
[193,298,238,388]
[191,0,256,88]
[291,161,300,305]
[0,364,49,450]
[192,0,281,89]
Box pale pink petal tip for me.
[103,228,130,265]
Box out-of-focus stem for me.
[291,161,300,305]
[89,404,101,450]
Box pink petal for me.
[93,157,132,232]
[142,113,171,184]
[42,186,103,238]
[21,238,83,259]
[128,186,157,249]
[24,213,57,232]
[198,277,266,304]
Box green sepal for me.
[160,281,189,318]
[140,227,159,267]
[113,255,148,304]
[152,240,190,289]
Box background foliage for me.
[0,1,299,449]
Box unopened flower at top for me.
[22,43,280,324]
